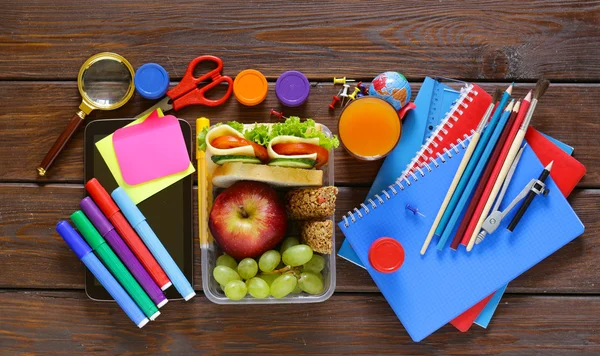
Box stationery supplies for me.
[56,221,149,328]
[135,63,170,100]
[197,117,212,248]
[113,111,191,185]
[70,211,160,320]
[80,197,168,307]
[85,178,171,290]
[474,285,507,328]
[111,187,196,301]
[434,84,513,244]
[438,100,515,250]
[136,55,233,119]
[507,161,553,232]
[233,69,268,106]
[338,143,584,342]
[95,109,196,204]
[421,89,502,254]
[38,52,135,176]
[275,71,310,107]
[333,77,355,85]
[467,81,548,250]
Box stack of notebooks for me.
[338,78,586,342]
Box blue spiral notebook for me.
[338,142,584,342]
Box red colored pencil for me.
[460,93,532,246]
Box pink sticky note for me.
[113,112,190,185]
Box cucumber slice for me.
[267,158,317,168]
[211,155,261,165]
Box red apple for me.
[209,181,287,259]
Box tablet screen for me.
[84,119,193,301]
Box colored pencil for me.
[437,99,515,249]
[467,80,549,251]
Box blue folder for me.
[338,143,584,342]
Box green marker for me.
[71,210,160,321]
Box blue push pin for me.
[406,204,425,217]
[134,63,170,100]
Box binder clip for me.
[270,109,288,120]
[333,76,355,85]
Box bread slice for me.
[212,162,323,188]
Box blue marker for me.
[434,84,513,240]
[56,221,149,328]
[111,188,196,301]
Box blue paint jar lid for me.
[134,63,170,100]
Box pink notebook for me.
[113,112,191,185]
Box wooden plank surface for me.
[3,1,600,81]
[1,184,597,293]
[1,82,598,186]
[1,291,599,355]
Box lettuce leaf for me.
[244,124,270,146]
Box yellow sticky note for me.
[95,109,195,204]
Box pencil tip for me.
[513,100,521,112]
[505,99,515,111]
[524,90,532,101]
[506,83,514,95]
[546,161,554,170]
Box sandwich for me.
[197,117,339,188]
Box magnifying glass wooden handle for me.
[37,111,86,176]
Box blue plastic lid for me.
[134,63,170,100]
[111,187,146,227]
[56,220,92,259]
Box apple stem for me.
[238,206,249,219]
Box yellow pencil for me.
[196,117,212,248]
[420,104,491,254]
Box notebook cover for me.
[338,143,584,342]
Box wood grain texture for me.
[2,1,600,81]
[1,291,599,355]
[1,184,597,293]
[1,82,598,185]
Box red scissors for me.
[136,55,233,118]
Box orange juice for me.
[338,97,401,160]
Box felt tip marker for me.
[80,197,168,308]
[111,187,196,301]
[70,211,161,320]
[85,178,172,291]
[56,221,149,328]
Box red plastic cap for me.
[369,237,405,273]
[85,178,119,218]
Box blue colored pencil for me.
[436,99,515,250]
[434,84,513,240]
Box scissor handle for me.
[171,75,233,110]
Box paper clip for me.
[333,76,355,85]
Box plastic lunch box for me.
[201,124,336,304]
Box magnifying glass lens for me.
[82,59,132,106]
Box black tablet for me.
[84,119,194,301]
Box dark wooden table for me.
[1,1,599,354]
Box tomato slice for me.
[211,136,268,163]
[272,143,329,168]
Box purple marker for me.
[80,197,168,308]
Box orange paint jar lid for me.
[233,69,268,106]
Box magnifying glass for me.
[37,52,135,176]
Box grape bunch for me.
[212,237,326,300]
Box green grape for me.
[291,283,302,294]
[247,277,270,299]
[219,284,226,292]
[303,254,325,273]
[280,237,300,254]
[224,280,247,300]
[298,272,324,295]
[213,265,240,285]
[237,258,258,280]
[270,274,298,299]
[282,244,313,267]
[216,254,238,270]
[259,250,281,272]
[258,273,280,286]
[316,272,324,282]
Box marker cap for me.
[368,237,405,273]
[80,197,115,237]
[70,210,106,250]
[233,69,268,106]
[85,179,119,218]
[275,71,310,107]
[111,187,145,227]
[56,220,92,259]
[134,63,170,100]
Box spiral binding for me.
[341,133,475,227]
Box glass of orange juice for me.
[338,97,401,160]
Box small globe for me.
[369,72,411,111]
